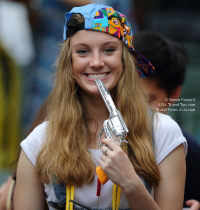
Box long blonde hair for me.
[36,14,161,187]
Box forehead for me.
[71,30,122,46]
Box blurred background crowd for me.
[0,0,200,196]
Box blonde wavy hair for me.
[36,14,161,187]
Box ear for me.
[169,86,182,105]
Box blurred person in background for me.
[134,30,200,209]
[0,0,35,164]
[0,44,21,169]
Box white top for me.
[20,112,187,210]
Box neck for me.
[80,91,109,122]
[79,91,110,149]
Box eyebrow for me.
[72,41,120,48]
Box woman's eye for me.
[104,48,115,53]
[76,49,88,55]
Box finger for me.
[185,200,200,210]
[99,153,107,162]
[98,160,109,175]
[101,138,121,151]
[99,158,112,172]
[99,154,108,166]
[189,202,200,210]
[100,145,111,156]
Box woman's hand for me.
[100,138,161,210]
[0,176,13,210]
[185,200,200,210]
[99,138,140,191]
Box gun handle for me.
[96,166,109,185]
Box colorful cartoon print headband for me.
[63,3,155,78]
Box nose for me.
[89,52,104,69]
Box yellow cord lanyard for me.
[66,185,74,210]
[112,184,121,210]
[66,183,121,210]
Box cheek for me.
[71,55,76,74]
[151,100,160,108]
[118,62,123,76]
[152,96,166,108]
[110,55,123,71]
[71,56,84,76]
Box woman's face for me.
[71,30,123,96]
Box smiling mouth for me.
[86,73,109,78]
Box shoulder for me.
[154,112,182,135]
[22,121,48,144]
[153,113,187,165]
[20,121,48,166]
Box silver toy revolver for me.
[95,78,129,148]
[95,78,129,184]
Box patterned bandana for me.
[92,7,133,50]
[63,3,155,77]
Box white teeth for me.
[87,73,108,78]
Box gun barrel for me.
[95,79,117,116]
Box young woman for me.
[14,3,187,210]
